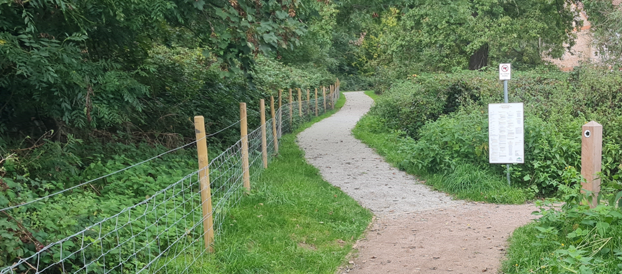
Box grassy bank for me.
[167,93,373,273]
[352,92,528,204]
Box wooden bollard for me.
[271,96,278,154]
[194,116,214,252]
[581,121,602,208]
[288,89,293,129]
[314,88,318,116]
[260,99,268,169]
[240,103,250,191]
[322,86,326,112]
[297,88,302,117]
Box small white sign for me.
[499,63,511,80]
[489,103,524,164]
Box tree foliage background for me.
[0,0,337,144]
[330,0,583,91]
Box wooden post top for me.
[583,121,602,128]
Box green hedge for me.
[367,67,622,197]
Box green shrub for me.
[367,67,622,197]
[504,168,622,273]
[403,110,489,174]
[369,69,576,138]
[399,110,583,196]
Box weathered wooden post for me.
[314,88,318,116]
[260,99,268,169]
[306,89,310,116]
[271,96,279,155]
[278,90,282,138]
[297,88,302,117]
[581,121,602,208]
[322,86,326,112]
[288,89,293,129]
[240,103,250,191]
[330,85,335,109]
[194,116,214,251]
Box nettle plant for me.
[531,167,622,273]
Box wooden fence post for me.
[333,83,337,108]
[330,85,334,109]
[260,99,268,169]
[306,89,310,116]
[333,85,336,109]
[278,90,282,138]
[288,89,293,129]
[297,88,302,117]
[271,96,279,155]
[194,116,214,252]
[322,86,326,112]
[314,88,318,117]
[581,121,602,208]
[240,103,250,191]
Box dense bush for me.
[365,67,622,197]
[401,110,582,196]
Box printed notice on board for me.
[489,103,524,164]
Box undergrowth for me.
[503,167,622,273]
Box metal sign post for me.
[494,63,517,185]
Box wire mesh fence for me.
[0,83,340,274]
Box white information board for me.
[499,63,511,80]
[489,103,524,164]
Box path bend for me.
[297,92,536,274]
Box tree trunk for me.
[469,44,489,70]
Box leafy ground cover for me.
[161,94,374,273]
[503,176,622,273]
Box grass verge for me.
[352,92,527,204]
[169,93,373,273]
[363,90,379,101]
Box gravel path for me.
[297,92,537,274]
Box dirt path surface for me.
[297,92,537,274]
